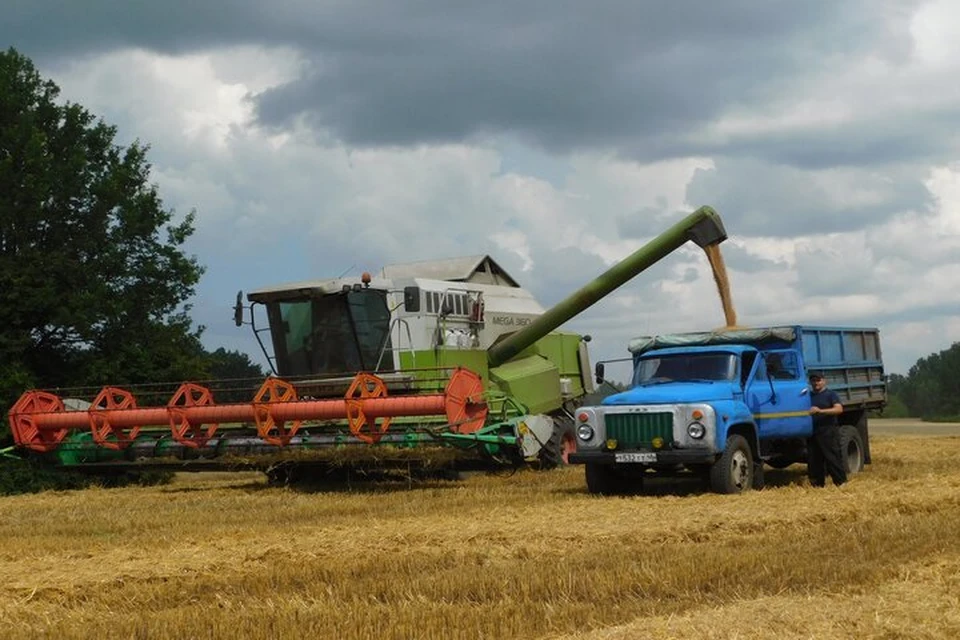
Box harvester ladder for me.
[377,317,417,371]
[249,301,279,375]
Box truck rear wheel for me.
[710,434,754,494]
[840,425,865,474]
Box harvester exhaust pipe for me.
[486,205,727,368]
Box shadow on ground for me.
[557,464,812,498]
[159,465,477,495]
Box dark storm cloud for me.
[251,0,918,163]
[3,0,929,168]
[2,1,272,58]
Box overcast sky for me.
[5,0,960,377]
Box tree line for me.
[884,342,960,421]
[0,48,263,444]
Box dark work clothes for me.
[808,387,847,487]
[810,389,841,428]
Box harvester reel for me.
[444,368,487,433]
[253,378,303,446]
[168,383,219,448]
[89,386,141,450]
[8,390,67,452]
[345,373,392,444]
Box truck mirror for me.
[403,286,421,313]
[233,291,244,327]
[595,362,605,384]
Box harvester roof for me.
[246,276,393,303]
[379,254,520,287]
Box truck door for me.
[746,350,813,438]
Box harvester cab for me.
[238,256,549,379]
[8,206,728,480]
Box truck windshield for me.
[633,353,737,385]
[267,289,393,376]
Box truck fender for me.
[723,422,761,461]
[711,400,755,448]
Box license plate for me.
[614,452,657,463]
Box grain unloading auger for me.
[8,206,727,477]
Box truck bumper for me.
[569,450,717,466]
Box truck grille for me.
[605,412,673,448]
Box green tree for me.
[0,48,206,439]
[201,347,267,403]
[881,373,910,418]
[205,347,266,380]
[890,343,960,420]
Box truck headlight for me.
[576,424,595,441]
[687,422,706,439]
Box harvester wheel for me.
[536,417,576,470]
[265,463,300,487]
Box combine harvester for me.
[7,207,728,481]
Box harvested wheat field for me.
[2,421,960,640]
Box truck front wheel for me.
[585,463,626,495]
[710,434,754,494]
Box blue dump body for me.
[793,326,886,406]
[569,326,886,494]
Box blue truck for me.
[568,326,887,494]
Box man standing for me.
[807,372,847,487]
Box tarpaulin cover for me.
[628,326,797,355]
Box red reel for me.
[89,387,141,450]
[168,383,218,448]
[8,391,67,453]
[345,373,392,444]
[253,378,302,446]
[444,369,488,433]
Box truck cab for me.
[569,326,885,494]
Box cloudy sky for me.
[5,0,960,377]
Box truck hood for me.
[602,382,739,406]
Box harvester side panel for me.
[489,356,562,416]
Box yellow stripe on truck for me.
[753,411,811,420]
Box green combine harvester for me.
[7,206,728,479]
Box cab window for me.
[765,351,800,380]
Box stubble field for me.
[1,419,959,639]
